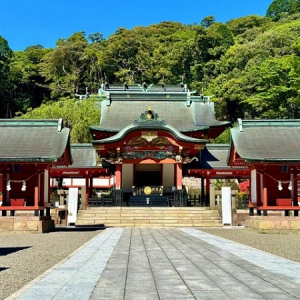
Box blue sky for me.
[1,0,272,51]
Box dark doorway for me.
[134,164,161,186]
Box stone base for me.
[234,210,284,226]
[245,216,300,234]
[0,216,55,233]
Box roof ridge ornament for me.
[134,107,166,126]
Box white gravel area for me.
[1,227,300,300]
[0,228,103,300]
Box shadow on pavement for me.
[0,246,31,256]
[54,224,106,232]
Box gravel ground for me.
[1,227,300,300]
[0,228,103,300]
[199,227,300,263]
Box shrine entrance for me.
[134,164,162,186]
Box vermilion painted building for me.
[88,83,234,205]
[0,119,71,231]
[228,119,300,215]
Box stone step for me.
[75,207,222,227]
[77,216,220,221]
[77,212,219,217]
[75,218,222,226]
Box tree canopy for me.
[1,1,300,142]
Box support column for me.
[44,170,50,216]
[205,175,210,205]
[34,186,39,216]
[44,170,49,205]
[262,172,268,216]
[2,173,9,216]
[90,176,94,196]
[116,164,122,190]
[201,177,205,202]
[292,171,298,216]
[175,164,182,190]
[210,184,216,209]
[85,175,90,197]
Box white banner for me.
[68,188,79,225]
[221,187,232,226]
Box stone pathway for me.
[7,228,300,300]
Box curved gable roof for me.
[0,119,71,163]
[98,100,229,132]
[230,119,300,162]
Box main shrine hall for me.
[1,81,300,232]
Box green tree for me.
[39,32,100,98]
[0,35,12,117]
[200,16,215,28]
[9,45,51,115]
[17,97,101,143]
[267,0,300,20]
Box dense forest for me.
[1,0,300,142]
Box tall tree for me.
[267,0,300,20]
[9,45,51,115]
[18,97,101,143]
[0,36,12,117]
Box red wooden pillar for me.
[39,172,45,206]
[34,186,39,206]
[205,175,210,204]
[201,176,205,201]
[176,164,182,190]
[116,164,122,190]
[90,176,94,196]
[262,172,268,216]
[85,175,90,196]
[292,171,298,206]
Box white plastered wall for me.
[122,164,134,192]
[162,164,174,193]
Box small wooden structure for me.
[228,119,300,216]
[0,119,72,232]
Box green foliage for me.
[210,127,231,144]
[0,35,12,117]
[2,13,300,132]
[200,16,215,28]
[267,0,300,20]
[226,15,270,36]
[16,97,101,143]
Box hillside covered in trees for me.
[1,0,300,142]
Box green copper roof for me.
[0,119,71,163]
[95,100,229,133]
[230,119,300,162]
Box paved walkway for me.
[6,228,300,300]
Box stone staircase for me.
[76,207,222,227]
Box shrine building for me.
[2,82,300,231]
[0,119,71,232]
[86,82,246,206]
[228,119,300,217]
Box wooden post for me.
[85,175,90,197]
[210,184,215,209]
[263,187,268,216]
[34,186,39,216]
[292,171,298,216]
[201,177,205,202]
[176,164,182,190]
[116,164,122,190]
[205,175,210,205]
